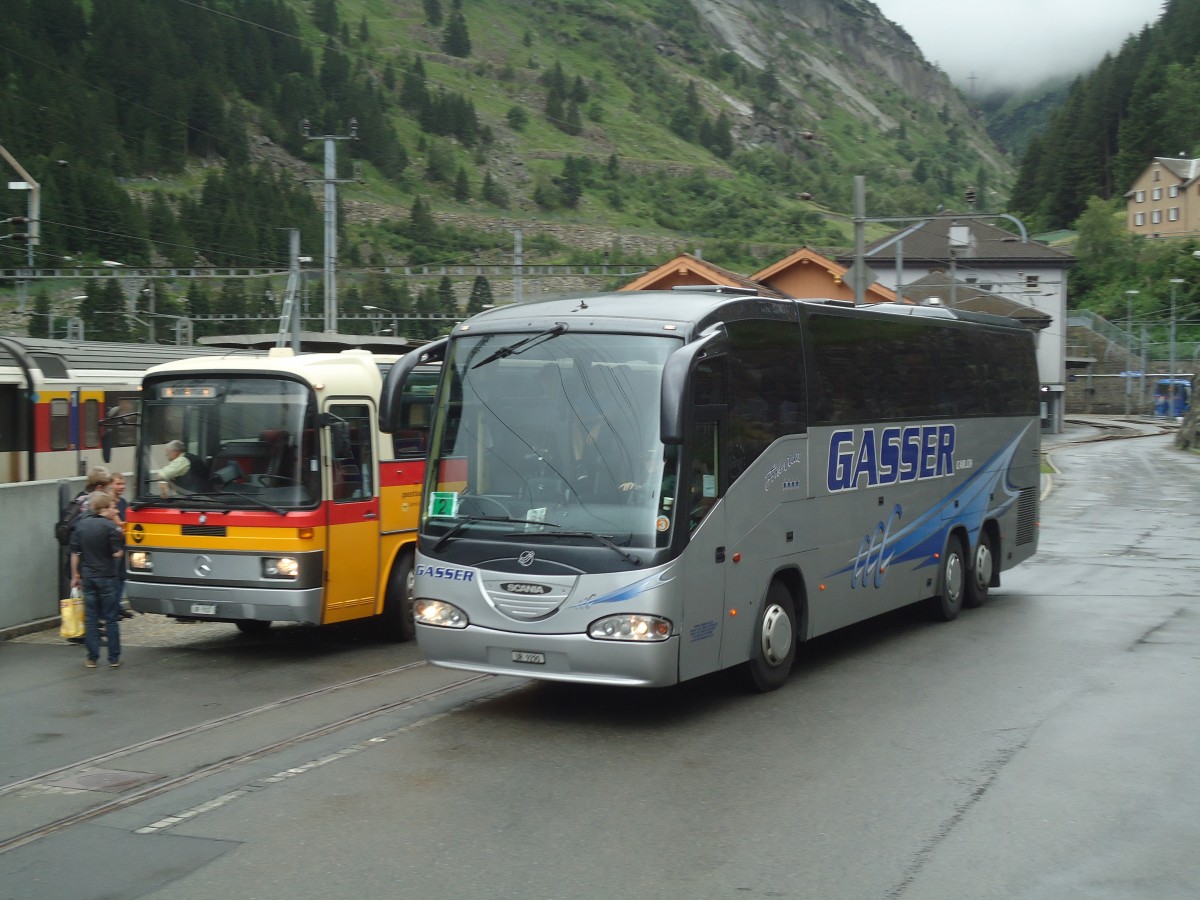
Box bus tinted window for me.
[726,318,806,480]
[806,310,1038,423]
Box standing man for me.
[107,473,134,618]
[69,491,125,669]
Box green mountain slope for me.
[1,0,1014,333]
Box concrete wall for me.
[0,477,84,634]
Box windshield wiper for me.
[434,514,556,551]
[186,490,289,516]
[130,496,187,510]
[517,530,641,566]
[470,323,568,369]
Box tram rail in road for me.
[0,658,513,857]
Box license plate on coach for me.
[512,650,546,665]
[189,603,217,615]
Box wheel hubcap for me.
[974,544,993,591]
[945,553,964,602]
[760,604,793,666]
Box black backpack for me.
[55,494,86,547]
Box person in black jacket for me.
[69,491,125,668]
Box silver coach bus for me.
[380,288,1040,691]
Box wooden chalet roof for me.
[620,253,787,298]
[751,246,897,303]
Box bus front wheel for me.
[742,582,797,692]
[965,530,995,608]
[929,534,966,621]
[380,553,416,642]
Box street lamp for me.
[1168,278,1185,417]
[1125,289,1139,416]
[362,305,397,336]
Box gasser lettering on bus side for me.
[415,564,476,582]
[827,424,956,493]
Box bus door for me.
[678,372,728,681]
[322,401,381,623]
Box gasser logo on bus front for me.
[827,424,956,493]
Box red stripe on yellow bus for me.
[380,459,425,487]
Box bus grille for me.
[182,524,228,537]
[1016,488,1037,546]
[492,595,564,621]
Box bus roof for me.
[454,290,1037,337]
[142,347,404,396]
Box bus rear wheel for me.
[964,530,995,608]
[380,552,416,642]
[742,582,797,692]
[929,534,966,621]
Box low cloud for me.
[874,0,1164,92]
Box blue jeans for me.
[82,576,122,663]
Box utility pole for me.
[303,118,358,332]
[1169,278,1184,415]
[513,229,523,304]
[1125,289,1139,416]
[1,143,41,314]
[274,229,303,351]
[852,176,866,305]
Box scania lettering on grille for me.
[416,564,475,582]
[827,424,956,493]
[500,582,551,595]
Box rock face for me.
[690,0,1005,170]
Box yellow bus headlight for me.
[128,551,153,571]
[262,557,299,579]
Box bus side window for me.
[690,420,721,529]
[329,403,375,501]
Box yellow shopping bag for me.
[60,588,84,640]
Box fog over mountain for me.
[872,0,1165,92]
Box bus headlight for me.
[128,551,152,571]
[588,614,672,642]
[414,598,468,628]
[262,557,299,579]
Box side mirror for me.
[660,328,727,444]
[380,336,448,432]
[101,427,113,463]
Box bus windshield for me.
[422,332,681,551]
[136,375,318,510]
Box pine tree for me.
[467,275,494,314]
[400,58,429,113]
[442,6,471,58]
[563,101,583,136]
[560,156,583,209]
[437,276,457,317]
[545,85,564,126]
[28,288,52,338]
[481,171,509,208]
[453,166,471,201]
[424,0,442,27]
[313,0,338,34]
[410,196,436,236]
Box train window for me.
[0,385,17,452]
[83,399,100,448]
[50,399,70,451]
